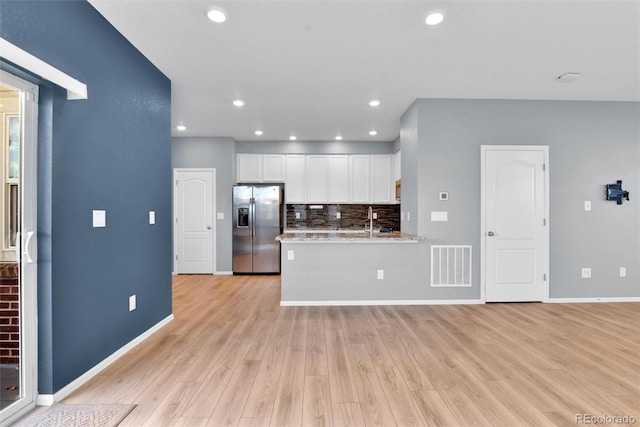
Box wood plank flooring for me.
[64,275,640,426]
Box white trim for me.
[215,271,233,275]
[280,299,483,307]
[36,314,174,407]
[547,297,640,304]
[0,38,87,100]
[480,145,550,303]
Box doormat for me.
[12,403,136,427]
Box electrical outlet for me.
[373,212,378,219]
[581,268,591,279]
[149,211,155,224]
[287,250,294,261]
[620,267,626,277]
[407,212,411,221]
[129,295,136,311]
[584,201,591,211]
[377,269,384,280]
[295,212,300,219]
[336,212,341,219]
[401,212,405,221]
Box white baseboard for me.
[36,314,174,406]
[547,297,640,303]
[280,299,483,306]
[215,271,233,276]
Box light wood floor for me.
[64,275,640,426]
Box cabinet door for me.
[371,155,393,203]
[327,156,349,202]
[306,155,328,203]
[349,155,371,203]
[237,154,262,182]
[262,154,285,182]
[285,155,306,203]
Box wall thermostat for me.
[439,192,449,201]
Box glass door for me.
[0,71,38,425]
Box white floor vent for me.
[431,245,472,287]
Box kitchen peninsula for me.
[277,231,441,305]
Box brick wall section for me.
[0,263,19,365]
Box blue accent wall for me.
[1,0,172,393]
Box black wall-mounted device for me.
[605,180,630,205]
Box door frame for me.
[172,168,216,275]
[0,71,39,425]
[480,145,550,303]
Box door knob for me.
[207,226,212,230]
[487,231,495,236]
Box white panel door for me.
[327,155,349,202]
[175,169,215,274]
[306,155,328,202]
[285,155,305,203]
[483,147,548,302]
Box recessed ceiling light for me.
[335,135,343,141]
[369,100,380,107]
[176,125,186,131]
[425,12,445,26]
[369,130,378,136]
[206,8,227,23]
[233,99,245,107]
[289,136,297,141]
[254,130,263,136]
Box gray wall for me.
[401,99,640,299]
[172,137,236,272]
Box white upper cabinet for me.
[262,154,286,182]
[239,153,395,203]
[327,156,350,202]
[237,154,285,183]
[237,154,262,183]
[285,155,306,203]
[306,156,328,203]
[371,155,393,203]
[349,155,371,203]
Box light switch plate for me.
[620,267,626,277]
[287,250,294,261]
[336,212,341,219]
[129,295,136,311]
[377,269,384,280]
[431,211,448,222]
[217,212,224,220]
[584,201,591,211]
[149,211,155,224]
[93,210,106,228]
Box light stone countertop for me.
[276,231,422,243]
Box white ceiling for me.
[88,0,639,142]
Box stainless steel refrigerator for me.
[232,184,283,274]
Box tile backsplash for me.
[286,204,400,231]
